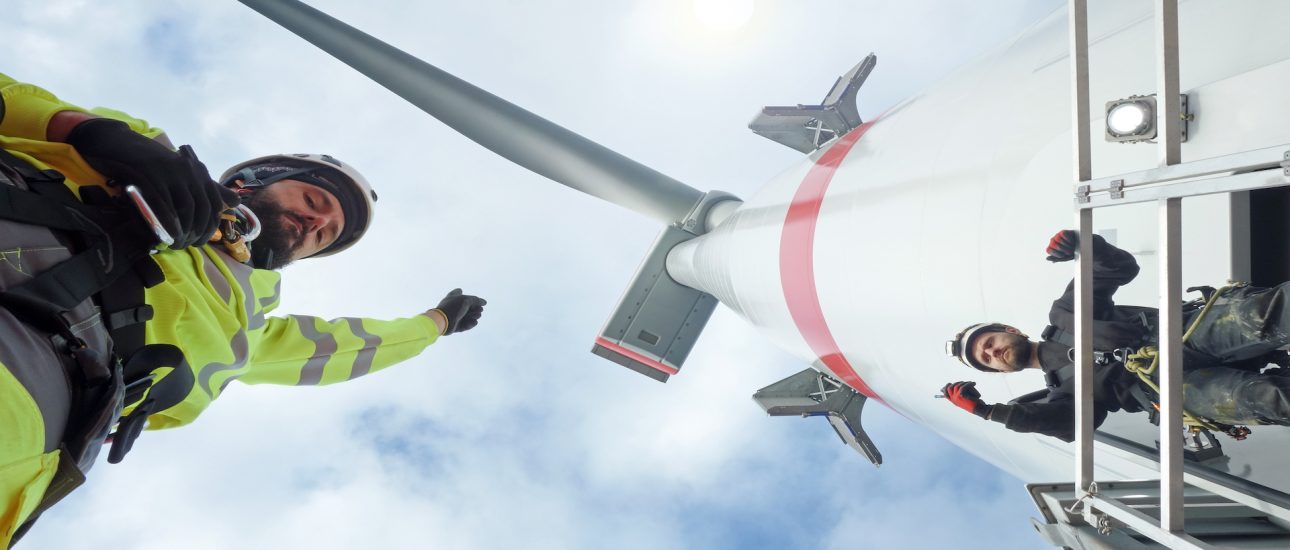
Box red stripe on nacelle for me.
[780,122,883,402]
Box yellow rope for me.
[1121,284,1241,433]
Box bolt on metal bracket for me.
[1109,179,1125,199]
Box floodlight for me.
[1104,94,1190,144]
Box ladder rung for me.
[1091,495,1214,549]
[1081,167,1287,208]
[1077,143,1290,208]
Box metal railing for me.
[1067,1,1290,547]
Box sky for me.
[6,1,1065,548]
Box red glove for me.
[1045,229,1079,262]
[942,381,991,419]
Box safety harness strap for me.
[1041,324,1074,348]
[0,151,156,316]
[0,180,100,233]
[0,148,194,546]
[99,257,163,357]
[0,222,143,311]
[1044,363,1076,390]
[0,150,186,451]
[109,343,190,463]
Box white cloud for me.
[8,1,1061,548]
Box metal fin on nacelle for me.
[748,53,876,153]
[592,191,736,382]
[752,368,882,467]
[592,226,718,382]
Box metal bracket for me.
[1076,184,1092,204]
[1109,179,1125,200]
[1105,93,1190,144]
[1281,151,1290,179]
[678,190,741,236]
[1067,482,1117,535]
[1089,509,1117,536]
[1183,429,1224,462]
[1153,427,1227,462]
[1066,481,1099,515]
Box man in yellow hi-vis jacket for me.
[0,72,487,546]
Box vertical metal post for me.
[1156,0,1185,532]
[1068,0,1095,493]
[1157,0,1182,168]
[1159,198,1184,532]
[1069,0,1092,187]
[1075,208,1095,489]
[1229,192,1252,283]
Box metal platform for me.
[1029,479,1290,549]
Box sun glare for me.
[693,0,755,33]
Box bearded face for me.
[972,329,1034,372]
[244,192,297,270]
[239,179,346,270]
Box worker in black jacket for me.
[940,229,1290,442]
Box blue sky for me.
[6,1,1063,548]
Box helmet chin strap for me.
[234,166,317,190]
[230,167,313,269]
[250,244,276,270]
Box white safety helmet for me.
[946,322,1014,372]
[221,153,377,258]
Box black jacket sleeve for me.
[989,396,1109,443]
[1051,234,1140,320]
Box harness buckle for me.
[105,305,154,332]
[1064,346,1121,366]
[50,332,111,384]
[68,339,108,383]
[107,396,153,464]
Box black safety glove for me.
[65,118,238,249]
[941,381,992,419]
[1045,229,1079,262]
[432,288,486,336]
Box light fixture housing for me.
[1104,94,1190,143]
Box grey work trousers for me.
[0,155,115,546]
[1181,284,1290,425]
